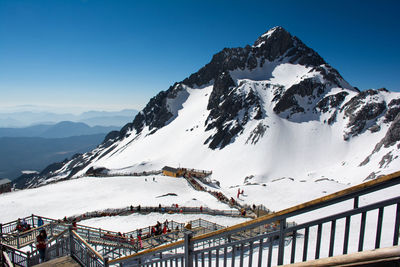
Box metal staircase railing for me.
[109,171,400,267]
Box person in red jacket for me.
[162,224,167,234]
[36,230,47,262]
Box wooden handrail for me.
[1,242,30,255]
[2,251,13,267]
[281,246,400,266]
[71,230,104,261]
[110,170,400,264]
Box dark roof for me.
[0,179,11,186]
[162,166,179,173]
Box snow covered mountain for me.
[18,26,400,189]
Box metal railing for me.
[70,230,107,267]
[1,215,56,236]
[0,227,108,267]
[109,171,400,266]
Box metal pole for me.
[27,251,31,267]
[184,231,193,267]
[69,226,74,257]
[104,257,109,267]
[277,218,286,265]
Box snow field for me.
[0,175,233,223]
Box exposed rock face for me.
[183,27,326,89]
[253,26,325,67]
[375,113,400,150]
[273,78,325,116]
[342,89,387,140]
[385,99,400,123]
[315,91,349,113]
[14,160,68,189]
[204,78,263,149]
[131,89,173,134]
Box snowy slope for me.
[0,175,233,223]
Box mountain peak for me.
[253,26,290,47]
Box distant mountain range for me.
[0,121,118,138]
[0,134,107,181]
[0,121,121,180]
[0,109,138,127]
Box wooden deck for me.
[34,256,80,267]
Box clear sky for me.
[0,0,399,113]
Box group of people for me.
[15,218,32,232]
[150,220,170,237]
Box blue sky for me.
[0,0,399,113]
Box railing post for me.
[17,231,20,249]
[27,251,31,267]
[85,248,90,267]
[277,218,286,265]
[0,243,4,265]
[184,231,193,267]
[104,256,109,267]
[0,223,3,238]
[69,226,74,257]
[31,214,35,228]
[354,196,359,209]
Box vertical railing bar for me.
[239,243,244,267]
[223,246,227,267]
[329,220,336,257]
[257,238,263,267]
[247,242,253,267]
[277,219,286,265]
[267,236,273,267]
[302,227,309,262]
[216,248,220,267]
[231,245,236,267]
[194,252,199,267]
[358,211,367,252]
[354,196,359,209]
[393,203,400,246]
[208,251,212,267]
[290,230,297,263]
[343,216,351,254]
[315,223,322,259]
[375,207,384,249]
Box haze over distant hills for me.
[0,120,123,181]
[0,121,118,138]
[0,134,107,180]
[0,109,138,127]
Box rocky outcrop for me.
[273,78,326,117]
[342,89,387,140]
[204,86,263,149]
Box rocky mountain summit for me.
[14,26,400,189]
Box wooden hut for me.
[0,178,11,193]
[162,166,183,177]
